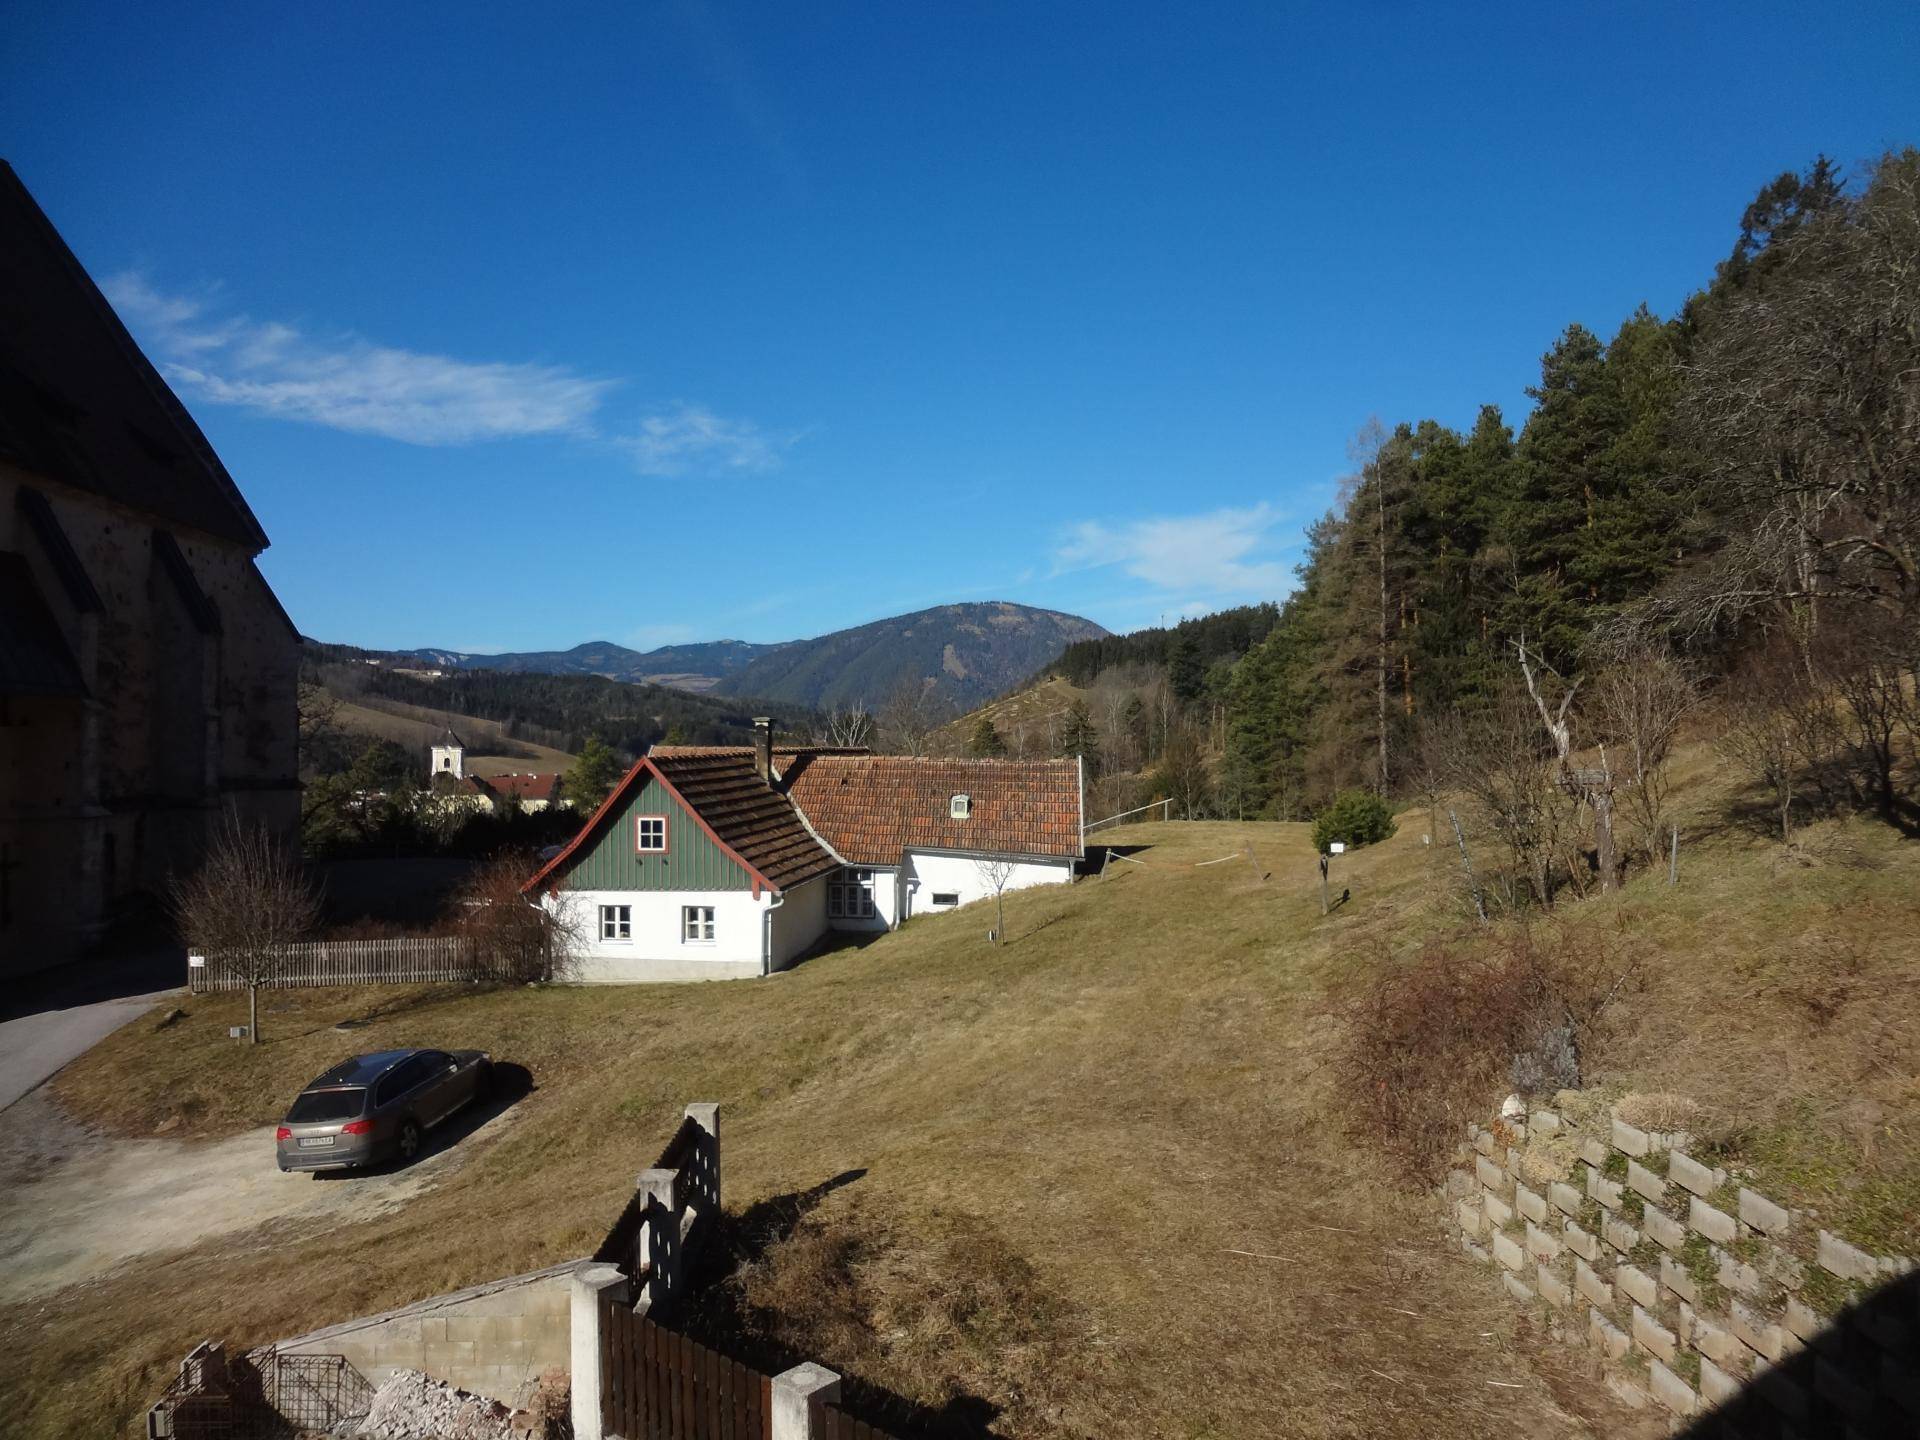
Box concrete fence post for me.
[635,1167,679,1310]
[684,1102,720,1212]
[568,1263,629,1440]
[771,1361,842,1440]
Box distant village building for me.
[522,719,1082,982]
[0,163,299,976]
[420,730,563,815]
[429,728,467,779]
[482,772,561,812]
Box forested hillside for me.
[1021,150,1918,849]
[303,641,815,758]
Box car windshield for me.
[287,1087,367,1123]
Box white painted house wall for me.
[768,874,828,969]
[901,850,1074,920]
[550,887,769,983]
[549,875,832,983]
[430,743,464,779]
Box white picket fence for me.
[187,936,487,993]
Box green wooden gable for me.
[561,771,755,892]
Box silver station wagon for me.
[275,1047,492,1173]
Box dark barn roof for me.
[0,160,268,550]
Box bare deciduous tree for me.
[812,706,875,749]
[172,815,320,1044]
[1514,639,1622,892]
[1587,644,1699,866]
[877,678,948,756]
[1421,685,1580,909]
[974,856,1015,943]
[448,856,585,982]
[1718,674,1801,843]
[1646,152,1920,648]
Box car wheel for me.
[397,1118,422,1164]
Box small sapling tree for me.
[172,815,320,1044]
[974,856,1015,943]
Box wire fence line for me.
[1082,797,1174,836]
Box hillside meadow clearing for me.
[8,757,1918,1438]
[325,692,579,779]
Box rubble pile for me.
[338,1370,523,1440]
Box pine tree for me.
[563,735,623,813]
[1059,698,1100,774]
[1168,633,1204,702]
[967,714,1007,757]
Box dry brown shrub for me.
[445,853,583,982]
[1338,925,1643,1182]
[729,1201,1091,1438]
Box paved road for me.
[0,987,175,1111]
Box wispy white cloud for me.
[1053,504,1292,595]
[619,403,791,477]
[104,273,614,445]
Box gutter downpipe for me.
[761,887,785,976]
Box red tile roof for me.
[647,749,839,891]
[522,746,1081,897]
[780,754,1082,864]
[521,749,837,897]
[480,772,560,802]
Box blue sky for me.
[5,4,1916,652]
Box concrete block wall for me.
[1443,1093,1918,1434]
[271,1260,580,1408]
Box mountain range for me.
[372,601,1108,711]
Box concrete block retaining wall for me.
[1442,1093,1918,1433]
[271,1260,580,1407]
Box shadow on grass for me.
[311,1060,533,1179]
[1671,1268,1917,1436]
[666,1170,1005,1439]
[782,929,885,975]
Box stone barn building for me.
[0,161,300,976]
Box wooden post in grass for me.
[1668,825,1679,886]
[1449,810,1489,925]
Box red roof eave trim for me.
[520,755,780,898]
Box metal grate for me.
[267,1352,375,1432]
[147,1343,372,1439]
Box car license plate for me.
[299,1136,335,1148]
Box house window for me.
[949,794,971,819]
[827,868,877,920]
[599,904,631,941]
[682,905,715,943]
[636,816,667,852]
[931,891,960,908]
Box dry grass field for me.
[6,745,1917,1438]
[327,692,578,778]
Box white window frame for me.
[682,904,715,944]
[828,868,877,920]
[931,891,960,907]
[635,815,668,852]
[599,903,632,942]
[949,793,971,819]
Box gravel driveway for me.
[0,1087,511,1303]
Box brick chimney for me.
[753,716,773,783]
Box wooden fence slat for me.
[629,1313,645,1436]
[596,1315,909,1440]
[643,1317,660,1437]
[669,1328,686,1440]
